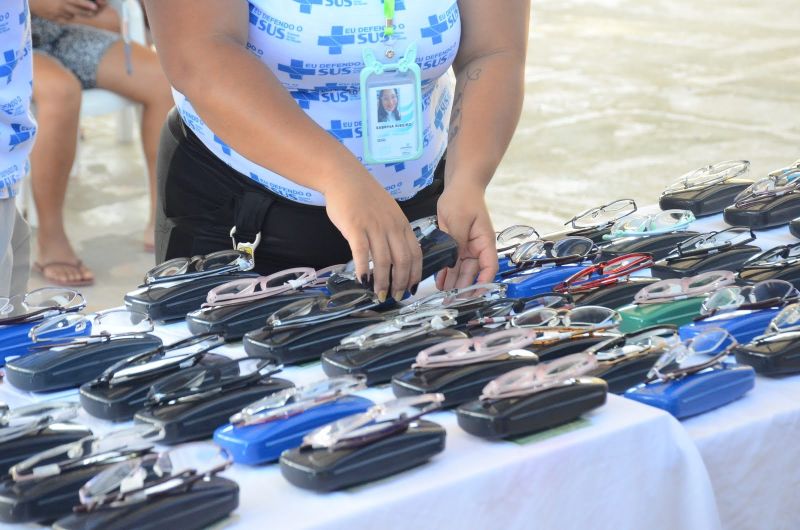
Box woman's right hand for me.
[324,173,422,302]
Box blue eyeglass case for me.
[499,264,588,298]
[0,319,92,367]
[623,364,755,419]
[679,308,779,345]
[213,395,374,465]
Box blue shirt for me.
[0,0,35,199]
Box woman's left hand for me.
[435,183,498,290]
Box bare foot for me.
[35,232,94,286]
[144,222,155,253]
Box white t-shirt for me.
[0,0,35,200]
[172,0,461,206]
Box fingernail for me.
[393,290,405,301]
[410,283,419,296]
[359,273,368,285]
[378,291,387,303]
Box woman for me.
[144,0,530,301]
[378,89,400,123]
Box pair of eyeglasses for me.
[665,227,756,262]
[479,353,598,400]
[479,305,621,332]
[301,394,444,451]
[145,249,255,286]
[634,270,736,305]
[28,309,152,348]
[565,199,637,230]
[413,328,541,369]
[88,333,225,389]
[645,327,738,383]
[399,283,508,315]
[144,356,282,408]
[230,375,367,427]
[337,309,458,351]
[586,326,680,365]
[554,253,654,294]
[496,225,540,253]
[0,287,86,325]
[602,209,695,241]
[750,303,800,345]
[9,424,161,482]
[0,402,79,445]
[466,293,574,328]
[661,160,751,195]
[699,280,799,317]
[742,243,800,270]
[508,236,598,268]
[734,166,800,208]
[76,445,231,513]
[266,289,380,328]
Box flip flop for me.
[33,260,95,287]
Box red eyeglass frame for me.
[553,253,654,294]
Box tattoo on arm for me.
[448,67,482,143]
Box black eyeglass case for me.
[319,329,469,386]
[243,315,386,365]
[134,377,294,445]
[391,357,540,408]
[791,218,800,239]
[571,277,661,309]
[723,195,800,230]
[734,339,800,376]
[540,226,611,245]
[279,419,446,492]
[53,476,239,530]
[738,262,800,290]
[532,335,611,363]
[0,423,92,477]
[589,355,661,394]
[185,291,320,341]
[456,378,608,440]
[651,245,762,280]
[659,180,752,217]
[125,272,260,322]
[79,353,235,422]
[598,231,701,262]
[4,334,164,393]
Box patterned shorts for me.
[31,16,119,89]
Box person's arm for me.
[73,4,120,32]
[143,0,422,301]
[29,0,105,22]
[436,0,531,290]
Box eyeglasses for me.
[144,249,255,286]
[301,394,444,451]
[508,305,621,331]
[565,199,637,230]
[634,270,735,305]
[28,309,153,349]
[9,424,161,482]
[399,283,508,315]
[662,160,751,195]
[479,353,598,401]
[89,333,225,388]
[230,375,367,426]
[586,326,680,365]
[509,236,598,268]
[603,209,695,241]
[76,445,231,513]
[145,356,282,408]
[699,280,799,317]
[734,166,800,208]
[665,227,756,262]
[266,289,380,328]
[466,293,575,327]
[496,225,540,253]
[413,328,541,369]
[554,253,654,294]
[337,309,458,350]
[765,303,800,335]
[0,287,86,325]
[742,243,800,270]
[645,327,738,383]
[0,402,79,445]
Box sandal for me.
[33,260,95,287]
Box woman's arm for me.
[436,0,531,289]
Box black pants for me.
[155,109,444,274]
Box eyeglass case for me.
[392,357,540,408]
[124,272,260,322]
[571,277,661,310]
[500,264,587,298]
[4,334,164,393]
[320,329,468,385]
[244,315,386,365]
[589,355,662,394]
[186,291,321,341]
[79,352,235,422]
[0,319,91,367]
[134,377,295,445]
[738,262,800,291]
[723,194,800,230]
[0,423,92,477]
[540,225,613,245]
[213,395,375,465]
[659,180,752,217]
[52,476,240,530]
[651,245,762,280]
[792,218,800,239]
[624,365,755,419]
[456,377,607,439]
[598,231,701,262]
[734,336,800,376]
[679,308,779,345]
[618,298,706,333]
[279,419,446,492]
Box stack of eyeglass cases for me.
[1,159,799,527]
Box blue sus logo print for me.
[421,6,459,45]
[414,160,437,188]
[8,123,34,151]
[385,162,406,173]
[213,135,232,156]
[290,89,319,109]
[0,50,19,85]
[327,120,361,142]
[278,59,316,80]
[293,0,322,14]
[318,26,355,55]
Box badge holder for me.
[571,277,662,310]
[723,194,800,230]
[679,308,780,346]
[659,180,752,217]
[734,335,800,376]
[4,334,164,393]
[597,231,701,262]
[651,245,762,280]
[500,264,590,298]
[624,365,755,419]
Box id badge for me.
[360,44,423,164]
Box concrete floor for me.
[28,0,800,311]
